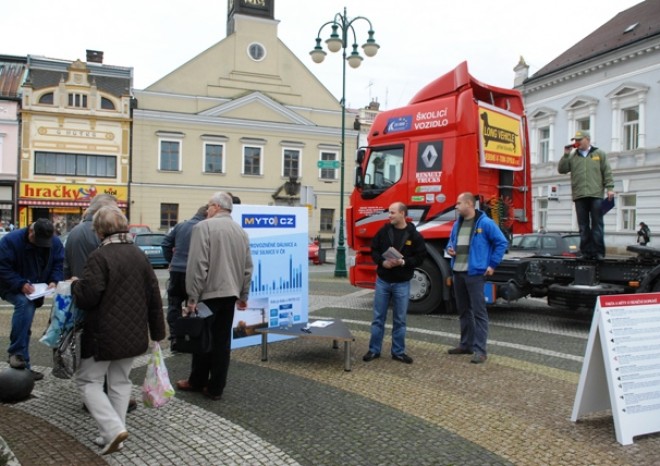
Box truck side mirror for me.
[354,166,363,188]
[356,148,366,164]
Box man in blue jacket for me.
[162,204,208,343]
[0,219,64,379]
[446,193,508,364]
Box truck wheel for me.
[408,258,444,314]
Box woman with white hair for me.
[71,205,165,455]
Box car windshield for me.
[135,235,164,247]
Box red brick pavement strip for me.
[0,403,107,466]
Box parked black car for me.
[508,232,580,258]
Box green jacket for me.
[558,146,614,200]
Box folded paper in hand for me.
[28,283,54,301]
[382,247,403,261]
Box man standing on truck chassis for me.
[446,193,509,364]
[363,202,426,364]
[558,130,615,260]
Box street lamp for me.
[310,7,379,278]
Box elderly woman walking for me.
[71,206,165,455]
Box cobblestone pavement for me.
[1,267,660,465]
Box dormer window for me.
[38,92,54,105]
[101,97,115,110]
[68,93,87,108]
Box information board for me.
[571,293,660,445]
[229,205,309,350]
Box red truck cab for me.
[347,62,532,313]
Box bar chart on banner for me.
[250,255,305,296]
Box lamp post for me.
[310,7,379,278]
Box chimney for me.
[86,50,104,64]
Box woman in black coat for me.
[71,206,165,455]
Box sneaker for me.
[362,351,380,362]
[447,347,473,355]
[30,370,44,381]
[94,436,124,451]
[470,353,487,364]
[8,354,26,369]
[101,431,128,455]
[392,353,413,364]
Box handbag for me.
[172,303,214,354]
[52,324,83,379]
[142,342,175,408]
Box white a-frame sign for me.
[571,293,660,445]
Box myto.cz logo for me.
[242,214,296,228]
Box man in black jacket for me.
[363,202,426,364]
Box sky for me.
[2,0,643,110]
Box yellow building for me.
[19,53,132,231]
[131,0,356,240]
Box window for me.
[607,83,648,151]
[575,117,590,133]
[538,127,550,164]
[160,203,178,229]
[243,146,262,175]
[159,140,181,171]
[622,107,639,151]
[619,194,636,231]
[364,147,404,189]
[528,107,556,164]
[100,97,115,110]
[536,198,548,232]
[68,93,87,108]
[34,151,116,178]
[320,208,334,232]
[283,149,300,178]
[204,143,224,173]
[38,93,54,105]
[319,151,338,180]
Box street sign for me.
[317,160,340,169]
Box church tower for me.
[227,0,275,35]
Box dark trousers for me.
[574,197,604,257]
[452,272,489,356]
[188,297,236,397]
[167,271,187,341]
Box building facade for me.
[516,0,660,252]
[131,0,357,239]
[0,55,27,229]
[18,53,133,232]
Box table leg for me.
[260,332,268,361]
[344,341,351,371]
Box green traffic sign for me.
[317,160,340,169]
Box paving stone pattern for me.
[1,272,660,465]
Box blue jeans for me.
[574,197,604,257]
[5,292,37,368]
[368,277,410,356]
[452,273,489,356]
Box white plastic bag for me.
[142,342,175,408]
[40,281,80,348]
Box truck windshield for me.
[364,147,404,192]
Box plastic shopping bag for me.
[40,281,83,348]
[142,342,175,408]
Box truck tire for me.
[408,258,444,314]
